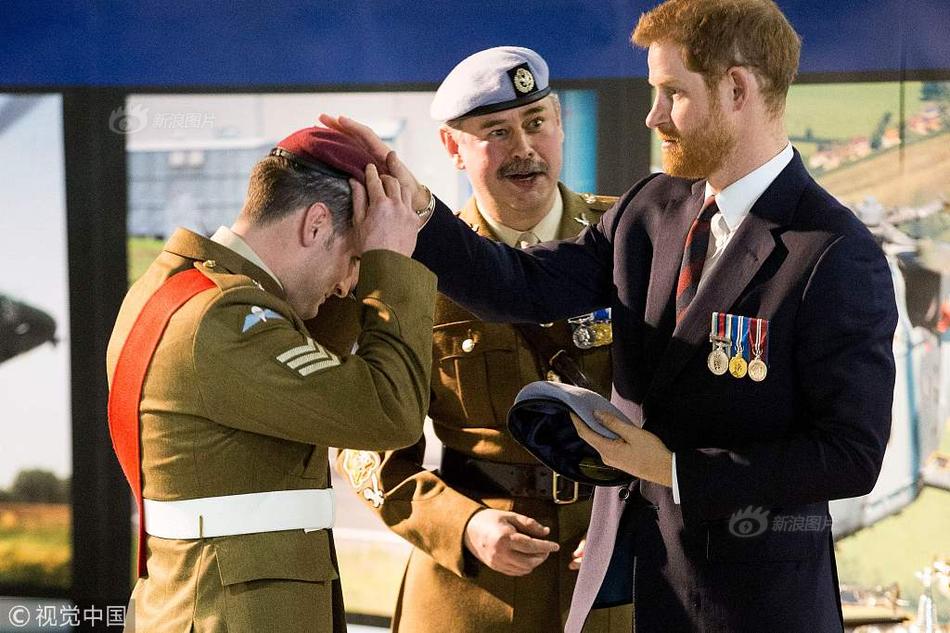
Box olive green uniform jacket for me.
[106,229,436,633]
[335,184,633,632]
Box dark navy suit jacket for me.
[413,153,897,632]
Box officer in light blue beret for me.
[332,46,629,633]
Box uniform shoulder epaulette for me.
[193,260,264,294]
[579,193,619,213]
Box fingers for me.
[509,532,559,555]
[400,173,414,210]
[364,164,386,202]
[572,538,586,558]
[511,553,551,576]
[571,411,607,451]
[349,178,367,226]
[318,114,392,161]
[379,174,402,200]
[318,113,341,131]
[593,409,634,441]
[507,513,551,538]
[569,538,585,571]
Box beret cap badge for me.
[512,67,535,94]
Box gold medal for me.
[748,358,767,382]
[729,355,748,378]
[728,315,748,378]
[569,309,612,349]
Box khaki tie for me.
[517,231,541,249]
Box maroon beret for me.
[270,126,384,184]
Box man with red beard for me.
[334,47,630,632]
[322,1,898,630]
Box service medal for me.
[729,355,748,378]
[708,346,729,375]
[572,324,593,349]
[707,313,729,376]
[748,317,769,382]
[748,358,767,382]
[569,308,612,349]
[728,315,748,379]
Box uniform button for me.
[461,338,476,353]
[203,259,216,269]
[546,370,561,382]
[618,487,631,501]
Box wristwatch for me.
[415,184,436,224]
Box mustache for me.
[657,125,680,141]
[499,158,549,178]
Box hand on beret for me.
[272,125,385,185]
[350,164,418,257]
[570,411,674,487]
[319,114,429,212]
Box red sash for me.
[107,268,215,577]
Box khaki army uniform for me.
[336,184,633,632]
[106,229,436,633]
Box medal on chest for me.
[728,315,748,379]
[568,308,612,349]
[707,312,730,376]
[748,317,769,382]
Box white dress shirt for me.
[671,143,793,504]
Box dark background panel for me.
[63,89,132,611]
[0,0,947,89]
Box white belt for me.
[143,489,335,539]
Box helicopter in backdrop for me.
[0,293,58,365]
[831,197,950,538]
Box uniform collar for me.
[210,226,283,289]
[476,187,564,247]
[163,228,285,298]
[704,142,793,232]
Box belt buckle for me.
[552,471,579,505]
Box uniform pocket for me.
[214,529,337,585]
[432,321,521,426]
[223,577,332,633]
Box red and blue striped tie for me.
[675,196,718,323]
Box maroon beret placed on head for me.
[270,126,384,184]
